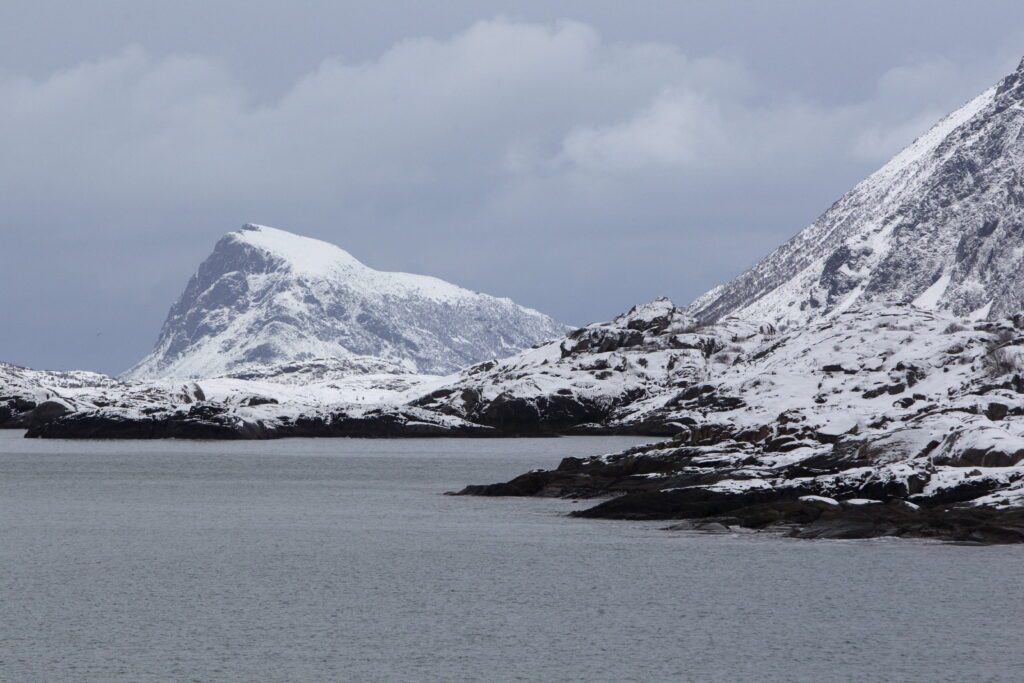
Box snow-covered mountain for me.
[690,58,1024,328]
[126,224,569,379]
[15,57,1024,542]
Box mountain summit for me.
[126,224,568,379]
[690,58,1024,327]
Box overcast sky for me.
[3,1,1024,374]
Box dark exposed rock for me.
[456,410,1024,544]
[241,395,279,407]
[27,399,72,428]
[24,407,498,440]
[560,327,643,357]
[986,401,1010,421]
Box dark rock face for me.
[0,396,36,428]
[468,393,611,435]
[27,400,71,428]
[25,411,246,439]
[20,401,668,440]
[668,500,1024,544]
[561,327,644,357]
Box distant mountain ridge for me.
[689,58,1024,327]
[125,224,569,379]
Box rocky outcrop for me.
[0,396,36,428]
[409,298,767,435]
[455,413,1024,544]
[0,362,121,429]
[453,302,1024,543]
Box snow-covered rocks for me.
[11,366,454,439]
[453,55,1024,542]
[409,298,775,434]
[125,224,569,380]
[454,302,1024,542]
[0,362,122,428]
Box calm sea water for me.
[1,431,1022,682]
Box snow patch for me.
[913,272,951,310]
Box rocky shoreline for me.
[454,434,1024,544]
[6,393,678,439]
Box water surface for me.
[1,432,1021,682]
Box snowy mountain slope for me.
[414,297,1017,439]
[689,58,1024,327]
[0,362,119,393]
[125,224,569,379]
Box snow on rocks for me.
[799,495,841,508]
[0,362,122,428]
[410,297,772,434]
[454,301,1024,543]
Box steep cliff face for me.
[690,59,1024,328]
[125,224,569,379]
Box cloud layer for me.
[0,18,1016,372]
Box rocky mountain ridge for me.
[690,58,1024,328]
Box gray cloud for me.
[1,7,1022,374]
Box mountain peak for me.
[125,225,569,379]
[228,223,363,276]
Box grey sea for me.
[1,430,1022,682]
